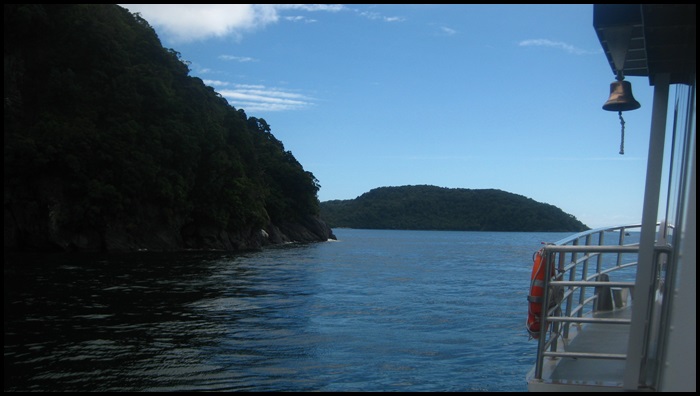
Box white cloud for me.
[202,79,230,87]
[284,15,317,23]
[279,4,344,12]
[518,39,598,55]
[215,84,315,112]
[440,26,457,36]
[120,4,344,43]
[218,55,257,62]
[356,9,405,22]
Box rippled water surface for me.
[4,229,572,392]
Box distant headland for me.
[320,185,589,232]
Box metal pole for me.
[623,73,670,390]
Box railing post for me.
[534,248,554,380]
[563,250,576,339]
[617,228,625,267]
[596,230,605,276]
[547,249,559,352]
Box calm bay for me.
[4,228,572,392]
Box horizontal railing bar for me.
[551,281,636,287]
[544,245,639,253]
[549,224,643,246]
[543,351,627,360]
[547,317,631,324]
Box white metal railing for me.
[531,224,644,380]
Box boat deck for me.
[528,306,632,391]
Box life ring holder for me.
[526,244,560,340]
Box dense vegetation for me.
[4,4,329,251]
[320,185,589,232]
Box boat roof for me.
[593,4,696,86]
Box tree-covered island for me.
[321,185,589,232]
[4,4,335,252]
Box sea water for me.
[4,228,572,392]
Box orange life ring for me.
[527,247,553,339]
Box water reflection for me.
[5,231,556,391]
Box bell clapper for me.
[618,111,625,155]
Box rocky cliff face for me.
[262,216,338,246]
[4,206,335,253]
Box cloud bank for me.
[121,4,344,42]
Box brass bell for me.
[603,80,640,112]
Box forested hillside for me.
[4,4,334,252]
[320,185,589,232]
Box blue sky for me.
[120,4,662,229]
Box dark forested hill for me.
[4,4,334,252]
[320,185,589,232]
